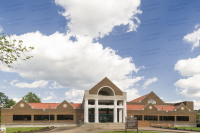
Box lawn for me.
[101,131,161,133]
[169,127,200,130]
[6,127,47,133]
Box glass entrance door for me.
[99,115,106,123]
[99,108,113,123]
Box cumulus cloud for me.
[14,80,48,88]
[175,75,200,97]
[143,77,158,89]
[125,88,140,102]
[13,97,21,102]
[174,55,200,77]
[193,100,200,110]
[65,89,84,99]
[49,81,63,89]
[174,55,200,97]
[183,26,200,50]
[1,31,142,91]
[113,76,144,90]
[43,91,57,101]
[55,0,142,39]
[167,100,182,103]
[10,79,19,86]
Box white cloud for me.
[3,80,7,82]
[174,55,200,97]
[65,89,84,99]
[175,75,200,97]
[193,100,200,110]
[124,88,140,102]
[13,97,21,102]
[195,24,200,29]
[0,25,3,32]
[70,98,83,103]
[14,80,48,88]
[143,77,158,89]
[49,81,63,89]
[113,76,144,90]
[10,79,19,86]
[1,31,142,91]
[167,100,182,103]
[43,91,57,101]
[174,55,200,77]
[55,0,142,39]
[183,26,200,50]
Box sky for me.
[0,0,200,109]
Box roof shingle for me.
[130,94,148,102]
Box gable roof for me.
[28,103,59,109]
[130,94,148,102]
[70,103,82,109]
[89,77,123,95]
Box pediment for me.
[175,103,190,112]
[143,103,158,111]
[89,77,123,95]
[12,99,32,109]
[140,91,164,105]
[56,100,74,110]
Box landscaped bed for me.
[6,126,55,133]
[152,126,200,132]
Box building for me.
[1,77,196,127]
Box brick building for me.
[1,77,196,127]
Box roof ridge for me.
[130,93,149,102]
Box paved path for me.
[39,127,198,133]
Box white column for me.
[114,100,117,123]
[123,100,127,123]
[84,99,88,123]
[95,99,99,123]
[119,101,122,123]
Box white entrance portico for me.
[83,84,127,123]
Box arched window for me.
[148,99,156,104]
[98,87,114,96]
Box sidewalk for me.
[39,126,197,133]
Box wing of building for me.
[1,77,196,127]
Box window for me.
[144,115,158,121]
[98,91,109,96]
[34,115,54,120]
[159,116,175,121]
[57,115,73,120]
[148,99,156,104]
[134,115,142,120]
[176,116,189,121]
[13,115,31,121]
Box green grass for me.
[101,131,161,133]
[6,127,46,133]
[169,127,200,130]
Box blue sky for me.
[0,0,200,109]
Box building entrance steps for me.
[80,123,125,127]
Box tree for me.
[22,92,41,103]
[0,92,16,122]
[0,92,9,106]
[0,33,34,68]
[4,99,16,108]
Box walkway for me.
[39,127,197,133]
